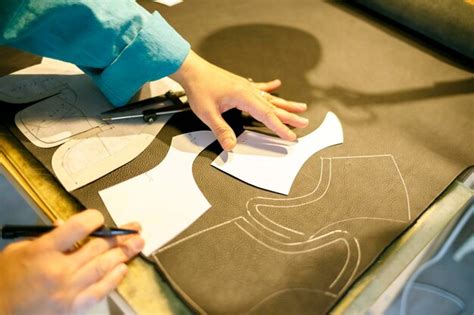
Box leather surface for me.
[2,1,474,313]
[355,0,474,60]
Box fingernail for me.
[222,137,235,151]
[300,117,309,125]
[130,236,145,251]
[297,102,307,110]
[288,130,297,140]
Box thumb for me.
[199,110,236,151]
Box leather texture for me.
[2,1,474,314]
[354,0,474,60]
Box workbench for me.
[1,1,473,313]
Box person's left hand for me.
[170,50,309,151]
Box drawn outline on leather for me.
[156,154,411,312]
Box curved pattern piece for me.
[11,57,177,149]
[0,57,78,104]
[212,112,344,195]
[100,131,216,256]
[15,87,105,148]
[52,115,171,191]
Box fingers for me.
[236,91,298,141]
[245,100,297,141]
[273,107,309,128]
[196,106,236,151]
[269,96,307,113]
[70,234,143,292]
[69,222,141,268]
[37,210,104,252]
[252,80,307,113]
[252,79,281,92]
[246,80,308,137]
[72,263,128,313]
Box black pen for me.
[0,225,138,239]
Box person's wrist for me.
[169,50,204,91]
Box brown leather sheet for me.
[3,1,473,314]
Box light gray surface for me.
[386,204,474,315]
[0,170,41,249]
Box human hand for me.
[0,209,144,315]
[170,51,309,151]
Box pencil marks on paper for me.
[15,87,106,148]
[3,58,184,190]
[52,115,171,191]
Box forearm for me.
[0,0,190,106]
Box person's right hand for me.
[0,209,144,315]
[170,51,309,151]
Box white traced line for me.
[309,217,407,240]
[235,221,344,255]
[247,158,332,237]
[337,237,361,295]
[157,217,242,253]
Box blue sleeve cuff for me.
[82,11,190,107]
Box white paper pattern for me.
[52,115,171,191]
[212,112,344,195]
[99,131,216,256]
[3,58,184,190]
[9,59,111,148]
[152,0,183,7]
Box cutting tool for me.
[100,90,190,123]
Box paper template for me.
[0,58,77,104]
[0,76,67,104]
[15,87,107,148]
[50,74,182,190]
[9,59,111,148]
[212,112,344,195]
[4,58,185,190]
[52,115,171,191]
[9,58,184,148]
[152,0,183,7]
[99,131,216,256]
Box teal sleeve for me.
[0,0,190,106]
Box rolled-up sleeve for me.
[0,0,190,106]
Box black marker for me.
[0,225,138,239]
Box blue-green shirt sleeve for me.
[0,0,190,106]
